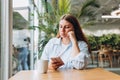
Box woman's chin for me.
[60,34,68,38]
[60,36,68,38]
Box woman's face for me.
[59,19,74,38]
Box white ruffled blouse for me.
[40,38,90,69]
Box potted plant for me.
[32,0,100,58]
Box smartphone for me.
[51,57,58,63]
[51,57,64,65]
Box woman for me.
[41,14,90,70]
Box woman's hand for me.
[68,31,77,44]
[48,57,64,70]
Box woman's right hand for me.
[48,57,64,70]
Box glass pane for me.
[12,0,31,75]
[0,0,1,78]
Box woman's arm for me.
[68,41,90,69]
[68,31,80,57]
[67,31,89,69]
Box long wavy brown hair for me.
[56,14,91,53]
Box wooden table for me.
[9,68,120,80]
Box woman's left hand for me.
[68,31,80,57]
[68,31,77,44]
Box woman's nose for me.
[61,27,65,32]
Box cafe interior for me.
[0,0,120,80]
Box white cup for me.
[35,59,48,73]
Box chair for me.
[91,50,99,65]
[117,51,120,64]
[98,45,113,68]
[112,49,120,62]
[118,56,120,64]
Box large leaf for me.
[58,0,71,15]
[78,0,100,17]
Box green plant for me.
[70,0,100,27]
[33,0,71,58]
[87,34,120,50]
[87,35,99,50]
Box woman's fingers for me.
[50,57,64,70]
[68,31,77,42]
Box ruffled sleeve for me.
[65,41,90,69]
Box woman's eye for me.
[65,26,70,28]
[59,25,70,29]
